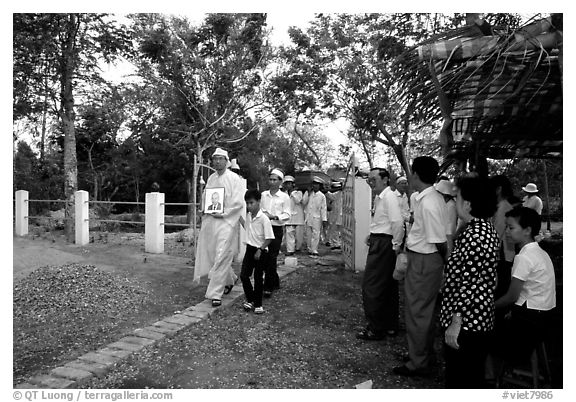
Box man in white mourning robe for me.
[194,147,246,306]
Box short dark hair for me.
[370,167,390,181]
[411,156,439,185]
[244,189,261,202]
[490,174,514,199]
[456,176,497,219]
[505,206,541,238]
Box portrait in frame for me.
[204,187,225,214]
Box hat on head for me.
[435,179,456,197]
[211,147,229,160]
[230,158,240,170]
[331,181,343,189]
[284,175,295,183]
[312,176,324,184]
[396,176,408,184]
[522,183,539,193]
[270,168,284,181]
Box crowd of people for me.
[193,147,556,388]
[355,156,556,388]
[194,147,341,313]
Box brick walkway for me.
[15,263,299,389]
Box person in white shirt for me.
[194,148,246,307]
[490,174,516,300]
[326,181,343,250]
[393,156,448,378]
[356,168,404,341]
[434,179,458,255]
[240,189,275,315]
[303,176,328,256]
[521,183,543,215]
[260,168,291,297]
[282,176,305,255]
[394,176,411,225]
[393,176,411,246]
[494,206,556,363]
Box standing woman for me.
[440,176,500,388]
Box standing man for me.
[521,182,543,215]
[357,168,404,340]
[303,176,328,256]
[283,175,305,256]
[394,176,411,241]
[326,182,344,250]
[261,168,291,297]
[194,148,246,307]
[393,156,448,377]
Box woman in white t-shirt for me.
[493,206,556,363]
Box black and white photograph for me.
[204,187,225,214]
[9,6,566,398]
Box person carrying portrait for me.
[194,147,246,307]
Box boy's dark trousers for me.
[264,225,283,292]
[241,245,268,308]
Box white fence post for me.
[75,190,89,245]
[15,190,29,236]
[145,192,164,253]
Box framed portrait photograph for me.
[204,187,225,214]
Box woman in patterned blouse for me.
[440,176,500,388]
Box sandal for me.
[224,277,239,295]
[212,299,222,307]
[356,328,385,341]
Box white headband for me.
[270,168,284,180]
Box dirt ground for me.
[12,228,563,389]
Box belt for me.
[406,248,437,255]
[370,233,392,238]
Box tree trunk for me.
[61,14,79,242]
[40,84,48,162]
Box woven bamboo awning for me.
[401,14,563,160]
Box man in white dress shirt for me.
[356,168,404,341]
[283,175,305,255]
[303,176,328,256]
[393,156,448,377]
[261,168,291,297]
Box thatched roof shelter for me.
[397,14,563,164]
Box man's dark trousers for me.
[264,225,283,292]
[240,245,268,308]
[362,233,399,335]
